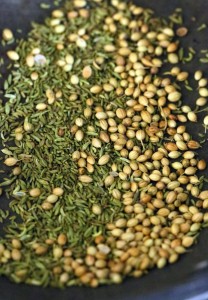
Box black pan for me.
[0,1,208,299]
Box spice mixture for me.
[0,0,208,288]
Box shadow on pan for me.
[0,0,208,299]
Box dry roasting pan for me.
[0,1,208,299]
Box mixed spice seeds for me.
[0,0,208,287]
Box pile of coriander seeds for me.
[0,0,208,287]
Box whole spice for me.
[176,27,188,37]
[6,51,19,61]
[2,28,13,41]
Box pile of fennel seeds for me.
[0,0,208,287]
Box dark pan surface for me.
[0,1,208,299]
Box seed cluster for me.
[0,0,208,288]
